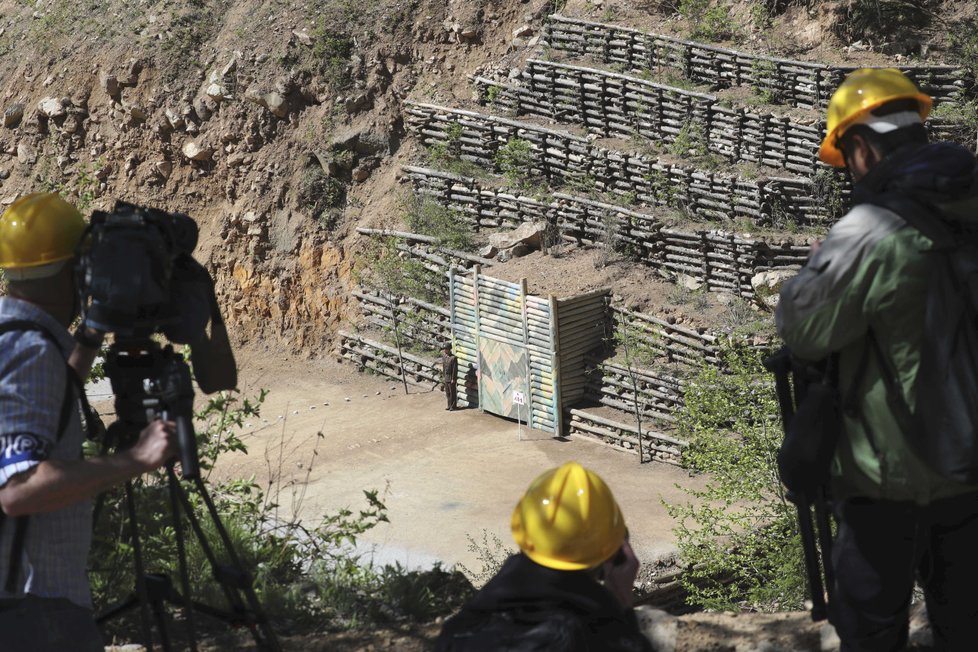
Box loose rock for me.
[3,103,24,128]
[182,140,213,161]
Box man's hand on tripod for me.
[128,419,179,472]
[0,420,178,517]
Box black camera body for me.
[75,201,237,478]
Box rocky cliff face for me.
[0,0,541,349]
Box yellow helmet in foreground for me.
[511,461,626,571]
[819,68,932,168]
[0,193,85,280]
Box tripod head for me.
[104,337,201,479]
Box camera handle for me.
[159,352,200,480]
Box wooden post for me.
[549,294,563,437]
[473,265,483,412]
[519,278,533,430]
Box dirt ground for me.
[214,346,705,577]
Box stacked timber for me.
[584,357,686,424]
[567,408,686,465]
[404,167,810,299]
[612,306,720,367]
[474,59,833,175]
[543,15,971,109]
[556,289,612,407]
[405,102,843,226]
[338,331,441,389]
[353,289,451,351]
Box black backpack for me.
[869,190,978,484]
[0,319,93,593]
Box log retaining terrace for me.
[543,15,971,109]
[405,101,845,227]
[473,60,976,176]
[567,408,686,465]
[404,166,809,299]
[338,330,441,390]
[584,357,686,425]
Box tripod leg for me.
[165,468,282,651]
[125,481,157,652]
[168,467,199,652]
[191,475,282,652]
[794,496,827,622]
[814,489,836,612]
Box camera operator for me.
[0,193,177,652]
[776,70,978,651]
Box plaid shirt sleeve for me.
[0,332,63,487]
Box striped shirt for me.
[0,297,93,608]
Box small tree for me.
[359,237,440,394]
[665,341,807,611]
[612,316,659,464]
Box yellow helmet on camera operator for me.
[511,461,626,571]
[0,193,85,280]
[819,68,932,168]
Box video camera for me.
[75,201,238,478]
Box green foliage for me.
[811,168,848,222]
[360,236,446,305]
[298,166,346,232]
[680,0,737,41]
[669,121,708,158]
[949,19,978,83]
[495,138,536,187]
[666,343,807,611]
[404,194,473,251]
[456,530,514,587]
[750,59,781,104]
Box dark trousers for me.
[0,595,103,652]
[445,380,457,409]
[831,492,978,652]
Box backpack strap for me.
[0,319,87,594]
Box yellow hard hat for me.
[0,193,85,279]
[511,461,626,571]
[819,68,932,167]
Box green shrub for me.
[495,138,536,187]
[665,342,807,611]
[680,0,737,41]
[404,195,473,251]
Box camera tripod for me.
[94,339,281,652]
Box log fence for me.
[474,60,976,176]
[567,408,686,465]
[584,356,686,424]
[404,165,809,298]
[543,15,972,110]
[406,101,847,227]
[338,330,442,389]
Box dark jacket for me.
[435,554,654,652]
[776,142,978,502]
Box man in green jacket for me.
[776,69,978,651]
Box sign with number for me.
[512,390,526,406]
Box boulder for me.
[751,269,796,308]
[100,73,120,99]
[182,140,213,161]
[16,142,35,165]
[488,221,546,252]
[513,24,534,38]
[3,103,24,128]
[263,92,288,118]
[352,166,370,182]
[292,30,312,46]
[165,107,185,130]
[37,97,66,118]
